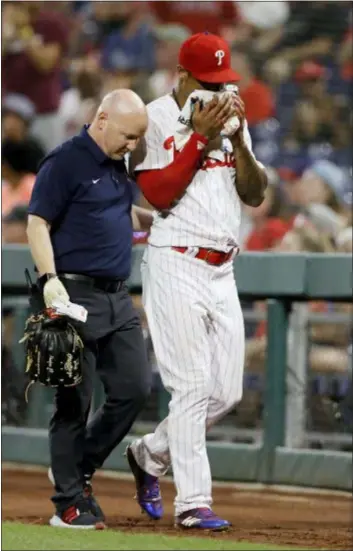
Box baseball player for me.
[127,32,268,530]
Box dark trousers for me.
[31,277,151,510]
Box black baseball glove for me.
[20,309,84,395]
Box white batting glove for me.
[43,277,70,308]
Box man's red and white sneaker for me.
[48,467,105,522]
[49,499,106,529]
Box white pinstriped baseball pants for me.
[131,245,245,515]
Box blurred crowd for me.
[1,1,352,430]
[1,0,352,252]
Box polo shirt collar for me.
[79,125,108,164]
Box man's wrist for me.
[43,273,57,281]
[231,129,246,148]
[192,132,209,145]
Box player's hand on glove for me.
[192,95,234,141]
[43,276,70,308]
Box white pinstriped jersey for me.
[134,93,257,251]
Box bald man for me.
[27,90,152,529]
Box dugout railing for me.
[2,245,352,491]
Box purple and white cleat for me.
[125,445,164,520]
[175,508,231,531]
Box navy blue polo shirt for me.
[28,126,134,279]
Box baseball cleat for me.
[175,508,231,531]
[49,500,106,529]
[48,468,105,522]
[125,445,164,520]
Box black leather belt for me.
[58,273,125,293]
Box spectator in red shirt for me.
[244,183,294,251]
[2,2,70,152]
[148,1,238,37]
[231,46,275,127]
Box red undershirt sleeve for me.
[136,132,208,210]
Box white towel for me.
[174,89,240,161]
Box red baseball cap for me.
[295,61,325,82]
[179,32,240,84]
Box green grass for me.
[2,522,305,551]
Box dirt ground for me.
[2,467,352,549]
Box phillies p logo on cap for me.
[215,50,225,66]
